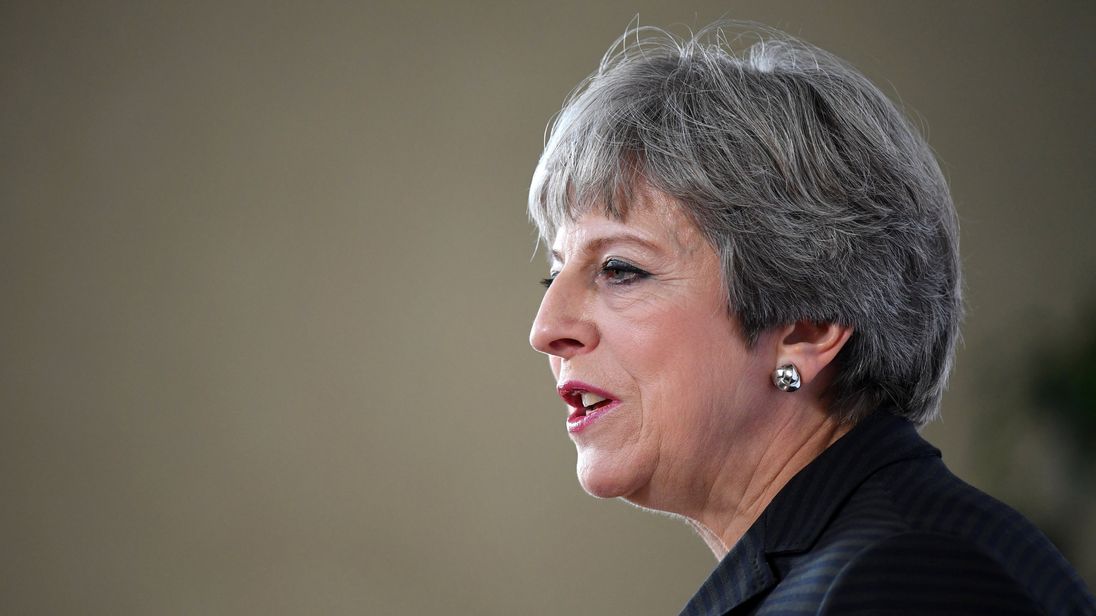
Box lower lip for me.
[566,400,621,434]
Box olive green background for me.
[2,1,1093,614]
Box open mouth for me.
[576,392,613,416]
[559,387,616,414]
[557,381,620,428]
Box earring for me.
[772,364,801,392]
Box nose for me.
[529,271,598,360]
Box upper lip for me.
[557,380,619,411]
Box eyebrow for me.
[550,233,663,264]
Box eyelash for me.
[539,258,651,289]
[601,258,651,285]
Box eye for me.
[539,272,559,289]
[601,258,650,285]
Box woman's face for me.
[530,190,772,512]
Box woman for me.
[527,24,1094,615]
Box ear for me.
[774,321,854,388]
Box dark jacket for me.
[679,409,1095,615]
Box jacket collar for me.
[679,409,941,616]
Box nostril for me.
[548,337,585,356]
[555,337,583,347]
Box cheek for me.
[638,316,747,421]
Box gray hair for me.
[528,23,962,425]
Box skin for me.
[529,186,855,558]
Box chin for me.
[575,450,650,500]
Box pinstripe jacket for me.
[679,409,1095,615]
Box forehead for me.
[550,189,704,260]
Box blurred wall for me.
[2,1,1093,613]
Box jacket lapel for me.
[761,410,939,555]
[677,527,775,616]
[678,410,941,615]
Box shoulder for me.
[780,453,1096,609]
[817,531,1045,615]
[804,459,1096,615]
[754,416,1095,614]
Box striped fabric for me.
[678,410,1095,615]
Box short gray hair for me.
[528,23,962,425]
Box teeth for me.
[580,392,608,409]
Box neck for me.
[690,401,852,559]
